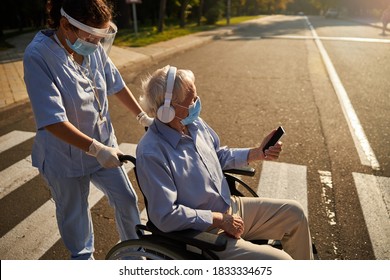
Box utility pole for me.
[126,0,142,36]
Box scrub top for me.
[23,29,126,177]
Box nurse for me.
[23,0,152,259]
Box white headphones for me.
[157,66,177,123]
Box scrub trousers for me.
[212,196,314,260]
[42,164,141,260]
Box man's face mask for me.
[178,97,202,126]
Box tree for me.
[197,0,204,25]
[204,0,224,24]
[287,0,320,14]
[113,0,132,28]
[158,0,167,32]
[179,0,191,28]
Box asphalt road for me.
[0,15,388,260]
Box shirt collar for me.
[151,119,199,148]
[39,29,73,63]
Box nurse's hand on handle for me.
[87,139,123,168]
[136,111,154,127]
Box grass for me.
[114,15,261,47]
[0,16,260,50]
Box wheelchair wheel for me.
[105,238,189,260]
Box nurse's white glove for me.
[87,139,123,168]
[136,111,154,127]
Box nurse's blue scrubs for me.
[23,29,141,260]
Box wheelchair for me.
[105,155,318,260]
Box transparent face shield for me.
[60,7,118,88]
[60,8,117,56]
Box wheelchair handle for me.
[118,154,136,166]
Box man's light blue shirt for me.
[24,30,125,177]
[136,118,249,232]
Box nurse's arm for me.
[114,86,143,117]
[45,121,93,152]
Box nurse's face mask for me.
[61,8,117,57]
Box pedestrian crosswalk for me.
[0,130,389,260]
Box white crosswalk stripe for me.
[0,130,35,154]
[258,161,308,216]
[0,130,389,259]
[0,156,39,199]
[353,173,390,260]
[0,131,39,199]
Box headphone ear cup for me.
[157,105,175,123]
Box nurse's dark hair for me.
[46,0,113,29]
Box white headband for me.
[60,7,117,38]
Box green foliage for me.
[114,15,260,47]
[204,0,224,24]
[3,0,389,44]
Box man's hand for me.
[213,213,244,239]
[248,129,283,162]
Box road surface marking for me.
[318,170,340,256]
[0,131,38,199]
[262,35,390,44]
[318,170,337,226]
[353,172,390,259]
[0,143,137,260]
[1,130,389,260]
[305,16,380,170]
[0,130,35,154]
[0,156,39,199]
[257,161,308,216]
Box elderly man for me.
[135,65,314,260]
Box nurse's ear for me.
[60,17,74,33]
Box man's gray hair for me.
[140,65,195,118]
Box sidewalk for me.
[0,26,235,111]
[0,16,387,111]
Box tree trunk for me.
[197,0,204,26]
[179,0,190,28]
[158,0,167,33]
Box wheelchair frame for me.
[106,155,317,260]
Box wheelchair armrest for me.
[141,222,227,252]
[223,166,256,177]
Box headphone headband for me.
[166,66,176,95]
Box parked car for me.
[325,8,339,18]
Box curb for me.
[116,27,235,81]
[0,25,238,112]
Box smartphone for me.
[262,126,285,153]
